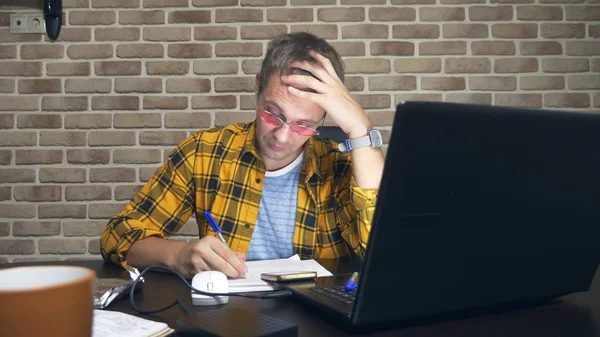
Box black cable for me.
[129,265,292,315]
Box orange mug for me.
[0,265,96,337]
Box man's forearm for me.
[126,237,188,271]
[350,146,385,190]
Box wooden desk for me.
[2,259,600,337]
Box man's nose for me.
[273,123,292,144]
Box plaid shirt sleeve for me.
[100,134,199,265]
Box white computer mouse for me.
[191,270,229,306]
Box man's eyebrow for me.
[264,99,321,124]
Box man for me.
[100,32,385,279]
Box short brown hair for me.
[257,32,345,98]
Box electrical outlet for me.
[9,14,28,33]
[28,15,45,33]
[10,13,45,34]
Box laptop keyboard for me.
[310,286,355,305]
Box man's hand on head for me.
[280,50,372,139]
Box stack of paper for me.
[228,254,333,293]
[93,309,174,337]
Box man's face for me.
[255,71,325,169]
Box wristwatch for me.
[338,129,383,152]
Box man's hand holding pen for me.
[171,211,248,279]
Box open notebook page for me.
[93,309,174,337]
[228,254,333,293]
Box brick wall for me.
[0,0,599,263]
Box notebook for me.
[283,101,600,331]
[93,309,174,337]
[228,255,332,293]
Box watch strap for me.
[338,134,371,152]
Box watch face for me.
[369,129,384,148]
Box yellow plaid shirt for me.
[100,122,378,265]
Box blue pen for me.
[203,211,227,245]
[344,272,359,292]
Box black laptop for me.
[283,101,600,330]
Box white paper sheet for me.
[227,254,333,293]
[93,309,174,337]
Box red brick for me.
[292,0,334,4]
[194,60,237,75]
[16,150,63,165]
[40,131,87,146]
[369,76,416,91]
[215,111,256,127]
[421,77,466,91]
[241,25,287,40]
[567,75,600,90]
[95,27,140,41]
[144,96,188,110]
[268,8,313,22]
[164,113,212,129]
[445,93,492,105]
[91,96,139,110]
[0,97,39,111]
[65,114,112,129]
[145,0,188,6]
[469,6,513,21]
[192,0,237,5]
[65,186,111,201]
[114,149,161,164]
[496,94,542,108]
[14,186,62,202]
[117,43,164,58]
[445,58,491,74]
[0,239,35,254]
[147,61,189,75]
[67,149,110,164]
[0,45,16,59]
[144,27,191,41]
[342,24,388,39]
[0,30,41,43]
[471,41,515,55]
[195,26,238,41]
[354,94,391,109]
[344,77,365,92]
[369,7,415,21]
[90,167,136,182]
[69,10,116,25]
[96,61,141,76]
[545,93,590,108]
[492,24,538,38]
[115,78,162,93]
[92,0,139,7]
[520,41,562,55]
[12,222,61,236]
[419,41,466,55]
[443,24,488,38]
[192,95,237,109]
[169,10,211,24]
[566,42,600,56]
[216,9,263,23]
[0,132,36,146]
[47,62,91,76]
[216,43,263,57]
[67,44,113,59]
[420,7,465,21]
[18,79,61,94]
[0,114,13,128]
[42,97,88,111]
[393,24,439,39]
[470,76,517,91]
[517,6,563,20]
[344,59,391,74]
[114,113,161,128]
[65,79,111,93]
[0,61,42,76]
[0,169,36,183]
[168,43,212,58]
[17,114,62,129]
[542,58,589,73]
[0,151,11,165]
[541,23,585,38]
[0,79,13,93]
[371,41,414,56]
[494,58,538,73]
[290,25,337,39]
[39,238,87,252]
[120,10,165,24]
[21,44,64,60]
[63,221,109,236]
[243,0,286,4]
[520,76,565,90]
[40,168,86,183]
[330,42,365,57]
[51,27,91,42]
[139,131,188,145]
[166,78,211,93]
[317,7,364,22]
[566,6,600,21]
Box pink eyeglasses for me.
[258,109,323,136]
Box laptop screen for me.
[352,101,600,325]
